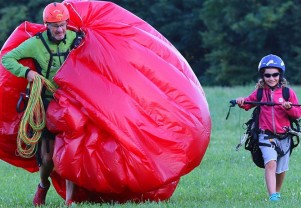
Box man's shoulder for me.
[30,31,47,43]
[66,29,77,38]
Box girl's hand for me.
[236,97,245,106]
[282,101,292,110]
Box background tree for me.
[1,0,301,86]
[0,0,52,47]
[111,0,205,79]
[200,0,301,85]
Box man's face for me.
[47,20,67,41]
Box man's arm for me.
[2,37,36,78]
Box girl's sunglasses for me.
[263,73,280,78]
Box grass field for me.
[1,85,301,207]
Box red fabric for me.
[0,22,45,172]
[0,0,211,203]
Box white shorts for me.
[258,133,291,174]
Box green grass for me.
[1,85,301,207]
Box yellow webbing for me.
[17,75,57,158]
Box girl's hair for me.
[255,77,288,89]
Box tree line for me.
[1,0,300,86]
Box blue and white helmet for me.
[258,54,285,73]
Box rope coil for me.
[17,75,56,158]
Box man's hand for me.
[26,70,39,82]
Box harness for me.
[255,87,298,158]
[259,138,289,158]
[228,87,300,168]
[36,32,70,99]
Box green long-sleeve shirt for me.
[2,30,77,87]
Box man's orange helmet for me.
[43,2,70,23]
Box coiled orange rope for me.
[17,75,56,158]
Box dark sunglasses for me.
[263,73,280,78]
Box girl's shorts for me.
[258,133,291,174]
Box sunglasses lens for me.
[264,73,279,78]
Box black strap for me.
[225,105,232,120]
[36,32,70,98]
[282,86,290,101]
[257,88,263,102]
[258,141,290,157]
[37,32,70,79]
[263,130,288,140]
[257,87,290,102]
[37,33,53,79]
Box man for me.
[2,2,83,206]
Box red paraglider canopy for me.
[0,22,45,172]
[0,0,211,203]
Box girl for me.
[236,54,301,202]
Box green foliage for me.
[200,0,301,86]
[2,0,301,86]
[0,0,52,48]
[0,6,27,44]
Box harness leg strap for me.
[258,142,289,157]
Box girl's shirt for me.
[240,86,301,134]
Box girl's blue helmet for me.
[258,54,285,73]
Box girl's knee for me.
[265,160,276,170]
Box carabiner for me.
[16,83,31,113]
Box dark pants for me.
[36,98,55,166]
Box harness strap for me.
[37,33,53,79]
[263,130,288,140]
[36,32,70,98]
[258,140,290,157]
